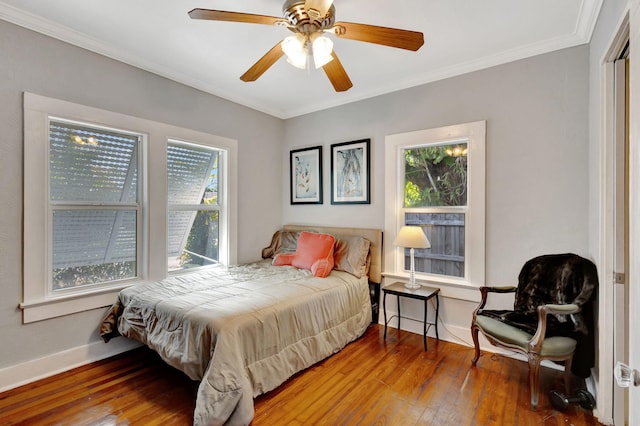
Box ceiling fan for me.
[188,0,424,92]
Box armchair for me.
[470,253,598,409]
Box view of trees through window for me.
[402,143,468,278]
[403,143,468,208]
[53,257,136,291]
[180,210,219,268]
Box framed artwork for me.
[290,145,323,204]
[330,138,370,204]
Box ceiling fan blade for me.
[240,43,285,82]
[322,51,353,92]
[188,9,283,26]
[333,22,424,51]
[305,0,334,19]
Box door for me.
[613,51,629,426]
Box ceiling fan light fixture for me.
[286,53,308,69]
[189,1,422,91]
[312,34,333,68]
[282,34,308,69]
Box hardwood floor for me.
[0,325,602,425]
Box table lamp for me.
[393,225,431,289]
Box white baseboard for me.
[0,337,142,393]
[586,373,610,425]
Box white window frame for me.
[384,121,486,301]
[166,139,227,271]
[22,93,237,323]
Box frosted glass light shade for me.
[282,34,307,69]
[312,35,333,68]
[393,226,430,249]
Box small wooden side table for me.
[382,281,440,351]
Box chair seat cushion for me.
[478,309,576,336]
[475,315,577,356]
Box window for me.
[385,121,485,299]
[49,119,142,291]
[402,143,468,278]
[167,141,222,271]
[23,93,237,322]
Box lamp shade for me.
[393,226,430,249]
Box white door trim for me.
[598,10,630,424]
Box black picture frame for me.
[330,139,370,204]
[290,145,323,204]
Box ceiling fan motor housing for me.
[283,0,335,34]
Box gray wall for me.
[283,45,590,285]
[0,20,284,369]
[283,45,590,337]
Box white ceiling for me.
[0,0,602,119]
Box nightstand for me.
[368,282,380,324]
[382,281,440,351]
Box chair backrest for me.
[514,253,598,328]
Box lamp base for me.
[404,281,421,290]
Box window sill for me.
[20,288,125,323]
[382,272,482,302]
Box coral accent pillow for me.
[274,231,334,278]
[311,258,333,278]
[272,252,295,266]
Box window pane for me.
[49,121,139,203]
[168,210,219,271]
[404,213,465,278]
[167,142,220,271]
[403,143,468,207]
[168,143,219,205]
[52,210,137,290]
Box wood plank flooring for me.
[0,325,602,425]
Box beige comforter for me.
[101,259,371,425]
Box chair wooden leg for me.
[563,356,573,395]
[528,354,541,409]
[471,323,481,365]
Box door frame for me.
[599,10,629,424]
[601,3,640,424]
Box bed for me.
[100,225,382,426]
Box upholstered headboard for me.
[282,224,383,284]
